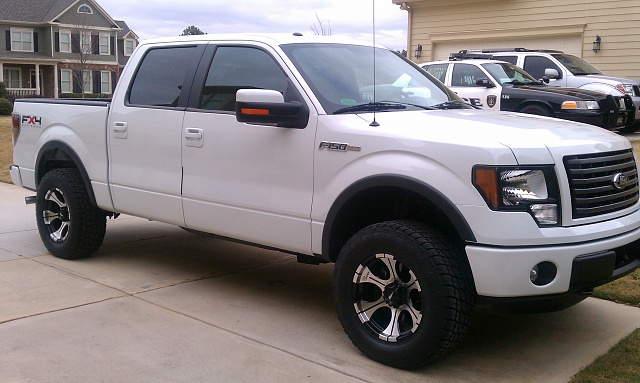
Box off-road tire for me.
[333,220,475,369]
[36,168,106,259]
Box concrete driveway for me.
[1,182,639,383]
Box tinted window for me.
[497,55,517,65]
[128,46,198,107]
[281,43,459,114]
[424,64,448,83]
[523,56,560,80]
[200,47,287,111]
[451,64,487,87]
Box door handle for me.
[185,128,203,140]
[184,128,204,148]
[112,121,128,139]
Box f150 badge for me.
[21,115,43,129]
[319,141,361,152]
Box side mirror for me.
[475,78,496,88]
[544,68,561,79]
[540,76,550,84]
[236,89,308,129]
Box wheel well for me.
[36,142,97,207]
[517,102,553,116]
[324,185,468,262]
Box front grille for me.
[564,149,639,219]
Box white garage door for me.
[432,35,583,61]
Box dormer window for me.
[77,4,93,14]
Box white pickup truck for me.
[10,33,640,369]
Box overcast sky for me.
[97,0,408,51]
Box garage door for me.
[433,35,583,61]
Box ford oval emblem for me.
[612,173,629,190]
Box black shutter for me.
[111,71,117,93]
[92,35,99,54]
[57,68,62,97]
[73,71,81,93]
[71,33,80,53]
[54,32,60,52]
[110,36,115,56]
[33,32,38,52]
[5,30,10,50]
[93,71,100,94]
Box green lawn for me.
[1,115,639,381]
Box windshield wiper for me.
[333,102,407,115]
[505,80,537,86]
[430,100,469,109]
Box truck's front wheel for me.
[36,168,106,259]
[333,220,475,369]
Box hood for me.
[511,84,607,100]
[578,74,640,85]
[355,109,631,164]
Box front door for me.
[181,44,317,254]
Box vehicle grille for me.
[564,149,639,219]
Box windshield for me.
[481,62,540,85]
[281,43,466,114]
[551,54,602,75]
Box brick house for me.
[393,0,640,78]
[0,0,138,98]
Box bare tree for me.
[65,12,98,98]
[311,13,332,36]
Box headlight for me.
[473,166,560,226]
[561,100,600,110]
[616,84,634,95]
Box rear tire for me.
[36,168,106,259]
[333,220,475,369]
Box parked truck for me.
[10,33,640,369]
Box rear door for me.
[107,44,205,224]
[181,43,317,254]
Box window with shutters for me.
[101,71,112,93]
[83,70,92,93]
[60,30,71,53]
[11,28,33,52]
[60,69,72,93]
[99,34,110,55]
[81,33,91,54]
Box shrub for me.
[0,98,13,115]
[0,82,15,103]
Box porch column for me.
[0,62,3,84]
[54,64,59,98]
[35,63,41,96]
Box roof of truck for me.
[139,33,380,48]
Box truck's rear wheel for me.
[36,168,106,259]
[333,220,474,369]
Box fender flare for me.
[35,140,98,207]
[321,174,476,259]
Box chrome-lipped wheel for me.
[43,188,70,242]
[353,253,422,342]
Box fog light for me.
[530,261,557,286]
[530,204,558,225]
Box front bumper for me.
[466,224,640,298]
[556,95,634,130]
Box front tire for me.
[333,220,475,369]
[36,168,106,259]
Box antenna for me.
[370,0,379,127]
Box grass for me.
[0,116,12,183]
[1,114,639,381]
